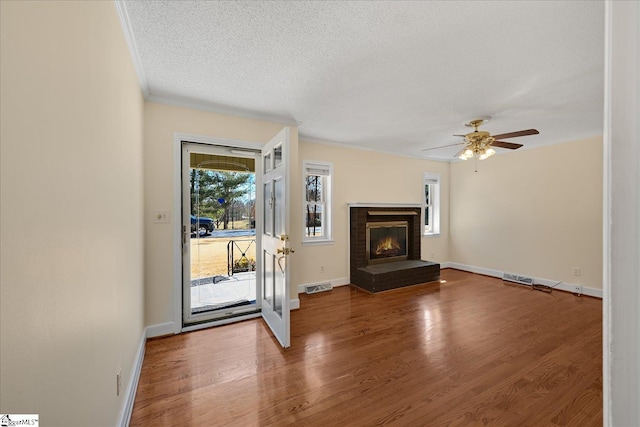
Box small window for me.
[423,173,440,235]
[303,161,333,244]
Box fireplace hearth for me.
[350,206,440,293]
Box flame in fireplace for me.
[375,237,401,256]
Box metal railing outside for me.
[227,239,256,276]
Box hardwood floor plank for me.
[130,269,602,426]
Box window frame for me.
[302,160,334,245]
[423,172,440,236]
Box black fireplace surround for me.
[350,206,440,293]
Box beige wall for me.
[297,141,450,287]
[0,2,144,426]
[143,102,296,326]
[450,136,603,289]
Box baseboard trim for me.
[445,262,503,278]
[444,262,602,298]
[118,330,146,427]
[534,277,603,298]
[297,276,350,294]
[146,321,178,338]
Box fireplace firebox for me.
[366,221,408,264]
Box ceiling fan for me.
[423,118,539,160]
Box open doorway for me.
[182,142,259,326]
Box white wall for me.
[297,141,450,288]
[143,101,296,329]
[605,1,640,424]
[0,2,144,426]
[450,136,603,290]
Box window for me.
[303,160,333,244]
[423,173,440,235]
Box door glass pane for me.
[264,153,271,172]
[187,151,257,320]
[274,177,284,236]
[264,181,273,236]
[264,250,273,307]
[274,145,282,168]
[274,260,284,318]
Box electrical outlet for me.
[430,252,435,259]
[573,267,581,276]
[320,266,324,274]
[116,370,122,396]
[573,285,583,295]
[154,210,170,224]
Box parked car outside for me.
[191,215,215,235]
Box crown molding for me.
[146,92,300,127]
[299,134,451,163]
[114,1,149,98]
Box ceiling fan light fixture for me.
[459,148,474,160]
[478,147,495,160]
[438,119,538,161]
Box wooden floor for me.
[130,269,602,426]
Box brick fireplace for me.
[350,205,440,293]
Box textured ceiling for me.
[122,0,604,160]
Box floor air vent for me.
[305,283,333,294]
[503,272,534,286]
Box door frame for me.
[181,141,261,327]
[173,133,264,333]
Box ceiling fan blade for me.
[491,141,524,150]
[421,142,464,152]
[491,129,539,140]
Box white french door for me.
[260,128,291,348]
